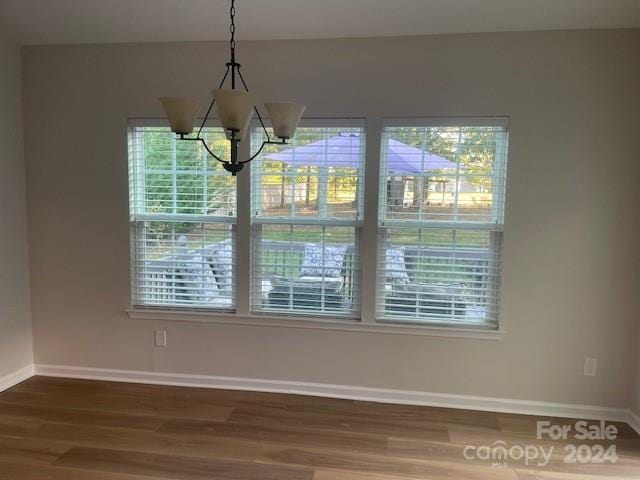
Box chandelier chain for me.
[229,0,236,59]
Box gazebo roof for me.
[265,133,456,174]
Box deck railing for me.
[139,240,490,307]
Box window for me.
[250,124,365,317]
[128,125,236,309]
[376,121,508,327]
[128,117,509,334]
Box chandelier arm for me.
[196,64,231,138]
[179,135,227,164]
[197,138,227,164]
[196,98,216,139]
[253,105,269,139]
[237,66,272,143]
[240,140,267,164]
[240,139,288,165]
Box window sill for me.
[126,308,504,340]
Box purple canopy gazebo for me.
[261,132,457,212]
[265,132,456,173]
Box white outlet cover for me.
[155,330,167,347]
[584,357,597,377]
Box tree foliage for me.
[139,125,503,231]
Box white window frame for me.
[248,118,366,319]
[128,119,237,311]
[375,117,509,328]
[128,116,509,340]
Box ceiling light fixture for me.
[159,0,306,175]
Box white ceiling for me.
[1,0,639,46]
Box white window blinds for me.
[376,123,508,327]
[128,126,236,309]
[250,125,365,316]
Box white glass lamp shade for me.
[265,102,306,139]
[213,89,255,134]
[159,97,200,135]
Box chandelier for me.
[159,0,306,175]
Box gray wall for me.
[0,35,33,378]
[22,30,640,408]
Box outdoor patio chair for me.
[266,243,349,312]
[383,246,466,318]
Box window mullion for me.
[235,138,252,316]
[170,133,177,215]
[202,138,208,215]
[360,117,382,324]
[452,128,463,222]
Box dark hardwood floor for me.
[0,376,638,479]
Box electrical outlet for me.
[584,357,597,377]
[154,330,167,347]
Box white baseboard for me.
[0,364,34,392]
[33,363,639,433]
[627,409,640,436]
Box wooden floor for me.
[0,377,638,479]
